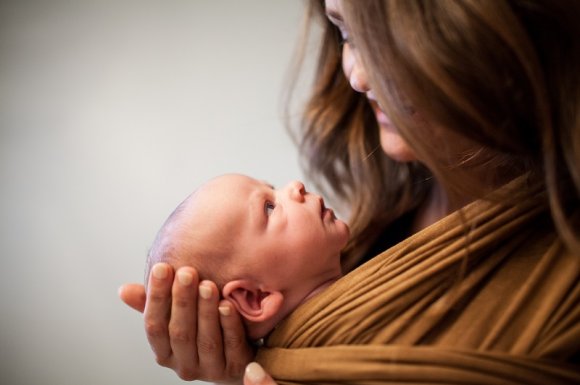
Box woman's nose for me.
[286,180,306,202]
[342,44,370,93]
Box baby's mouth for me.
[320,198,337,220]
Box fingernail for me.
[152,264,168,280]
[177,270,192,286]
[218,305,231,316]
[199,283,212,299]
[245,362,266,384]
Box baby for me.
[145,173,350,340]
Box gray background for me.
[0,1,315,384]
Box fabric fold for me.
[258,346,578,384]
[256,184,580,384]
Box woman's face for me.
[325,0,416,162]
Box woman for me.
[119,0,580,383]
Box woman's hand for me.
[244,362,278,385]
[118,263,254,382]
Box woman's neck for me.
[411,181,472,233]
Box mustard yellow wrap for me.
[256,185,580,384]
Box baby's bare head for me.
[144,181,239,292]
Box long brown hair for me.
[287,0,431,271]
[288,0,579,269]
[340,0,580,253]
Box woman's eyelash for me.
[338,34,354,49]
[334,26,353,48]
[334,27,345,46]
[264,201,275,216]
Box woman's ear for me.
[222,280,283,323]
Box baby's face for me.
[190,174,349,298]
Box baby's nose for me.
[287,180,305,202]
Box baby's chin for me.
[335,219,350,248]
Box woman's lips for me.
[374,106,391,127]
[369,100,392,127]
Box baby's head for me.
[146,173,349,339]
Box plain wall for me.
[0,1,314,384]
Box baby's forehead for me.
[209,173,257,188]
[194,174,261,201]
[186,175,254,224]
[184,174,276,233]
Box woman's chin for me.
[380,129,416,162]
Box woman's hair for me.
[288,0,432,271]
[290,0,579,268]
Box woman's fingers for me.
[144,263,175,365]
[168,266,200,380]
[118,283,146,313]
[244,362,278,385]
[128,263,252,383]
[196,280,225,381]
[219,300,254,378]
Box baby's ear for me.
[222,280,283,323]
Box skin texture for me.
[154,174,349,340]
[190,175,348,300]
[120,266,252,382]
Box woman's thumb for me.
[244,362,277,385]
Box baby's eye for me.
[264,201,275,217]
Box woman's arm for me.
[118,263,254,382]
